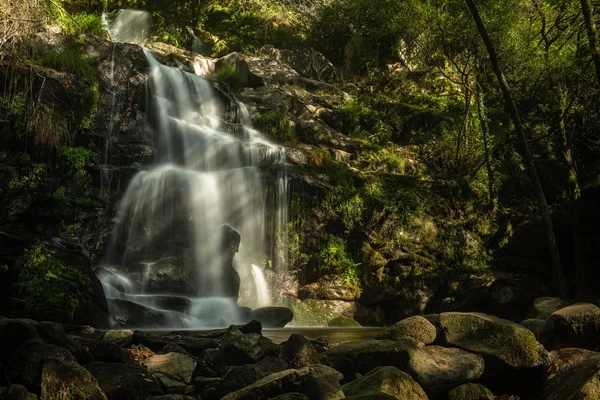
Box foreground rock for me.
[222,365,344,400]
[448,383,494,400]
[146,352,197,389]
[342,366,428,399]
[407,345,484,397]
[376,316,437,344]
[250,307,294,328]
[544,350,600,399]
[439,312,542,369]
[320,339,413,381]
[85,362,164,400]
[41,359,107,400]
[215,328,280,367]
[540,303,600,351]
[529,297,568,320]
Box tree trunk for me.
[580,0,600,86]
[559,87,584,293]
[465,0,567,298]
[476,83,496,210]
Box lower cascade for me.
[98,44,290,329]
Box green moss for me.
[254,111,297,143]
[214,65,243,88]
[317,234,361,292]
[36,48,96,80]
[328,316,362,327]
[15,244,93,321]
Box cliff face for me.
[1,25,595,326]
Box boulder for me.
[269,394,310,400]
[540,303,600,351]
[528,297,568,320]
[221,365,344,400]
[131,331,218,357]
[215,357,289,397]
[41,359,106,400]
[215,328,280,366]
[328,316,361,327]
[145,352,197,389]
[520,318,545,339]
[407,345,485,397]
[102,329,134,342]
[35,321,92,363]
[8,340,76,389]
[439,312,541,369]
[74,337,133,364]
[282,334,321,368]
[320,339,414,381]
[342,366,428,400]
[85,362,163,400]
[448,383,494,400]
[107,299,187,329]
[258,45,339,83]
[549,348,599,371]
[0,385,37,400]
[376,316,437,344]
[544,351,600,399]
[149,396,197,400]
[299,279,360,302]
[0,319,40,363]
[251,307,293,328]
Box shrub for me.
[254,111,297,143]
[15,244,93,321]
[214,65,242,88]
[37,48,96,80]
[317,234,361,290]
[58,146,93,176]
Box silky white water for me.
[100,11,289,328]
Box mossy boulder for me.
[519,318,545,340]
[1,385,37,400]
[85,362,164,400]
[540,303,600,351]
[342,366,428,399]
[448,383,494,400]
[41,358,106,400]
[407,345,484,397]
[328,316,361,327]
[375,316,436,344]
[528,297,568,320]
[282,334,321,368]
[221,365,344,400]
[439,312,541,369]
[320,339,414,381]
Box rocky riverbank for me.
[2,297,599,399]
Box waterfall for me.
[99,11,289,328]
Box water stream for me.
[100,10,289,328]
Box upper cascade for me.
[102,9,152,44]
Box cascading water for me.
[100,10,289,328]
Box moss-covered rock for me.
[544,352,600,400]
[528,297,569,320]
[407,345,484,397]
[328,316,362,327]
[375,316,436,344]
[448,383,494,400]
[85,362,164,400]
[520,318,545,340]
[41,358,107,400]
[342,366,428,399]
[540,303,600,351]
[439,312,541,369]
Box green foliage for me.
[214,65,242,88]
[340,100,392,145]
[58,146,93,176]
[317,234,361,290]
[0,94,27,140]
[15,244,93,320]
[36,48,96,80]
[7,162,46,191]
[254,111,296,143]
[60,12,105,36]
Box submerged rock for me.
[251,307,294,328]
[540,303,600,351]
[342,366,428,400]
[375,316,436,344]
